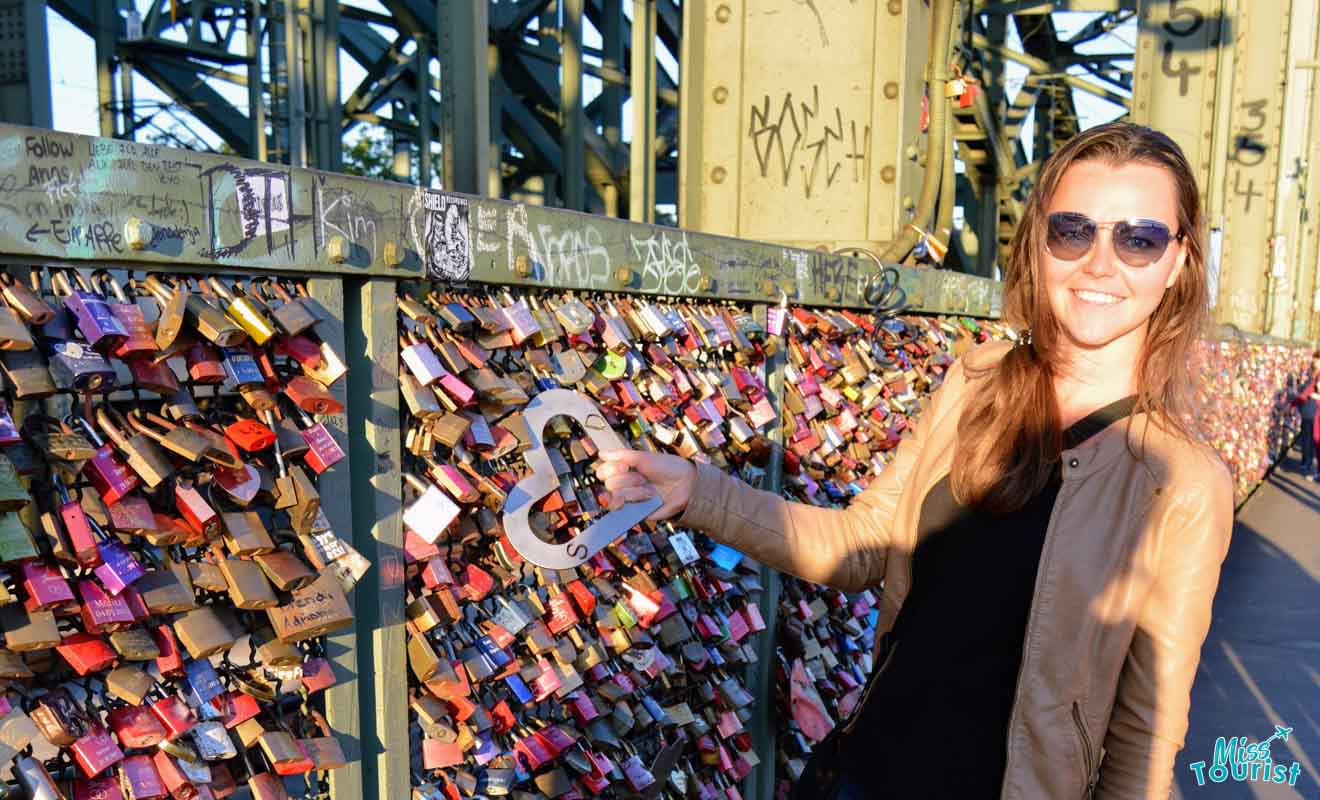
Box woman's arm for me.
[1094,459,1234,799]
[599,353,972,592]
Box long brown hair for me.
[950,122,1209,514]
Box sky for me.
[42,5,1130,172]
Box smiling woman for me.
[599,122,1235,798]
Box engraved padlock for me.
[73,414,142,505]
[53,269,128,352]
[292,406,344,474]
[45,338,116,393]
[90,517,146,596]
[92,270,157,358]
[221,345,264,388]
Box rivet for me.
[713,86,729,104]
[383,241,405,266]
[327,235,349,263]
[715,4,732,23]
[887,0,901,14]
[884,82,899,99]
[826,286,840,301]
[614,266,634,286]
[761,279,776,297]
[514,254,531,277]
[881,165,896,183]
[124,218,152,251]
[781,281,796,297]
[711,166,727,184]
[698,275,712,292]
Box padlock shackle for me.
[140,275,176,306]
[48,269,75,298]
[93,405,133,448]
[403,472,430,495]
[264,409,288,476]
[67,269,97,295]
[67,414,105,448]
[124,409,169,445]
[205,276,236,303]
[91,270,130,304]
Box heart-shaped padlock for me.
[500,389,660,569]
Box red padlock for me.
[224,417,276,452]
[107,703,167,748]
[71,724,124,778]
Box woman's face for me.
[1042,160,1187,356]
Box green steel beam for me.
[0,123,1001,316]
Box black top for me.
[807,395,1137,799]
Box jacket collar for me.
[1061,412,1151,481]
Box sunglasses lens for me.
[1113,222,1171,267]
[1046,213,1094,260]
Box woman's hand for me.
[594,449,697,522]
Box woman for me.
[596,122,1234,798]
[1289,354,1319,479]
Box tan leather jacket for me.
[677,340,1234,799]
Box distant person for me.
[598,122,1233,798]
[1289,352,1320,480]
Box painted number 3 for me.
[500,389,662,569]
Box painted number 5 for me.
[501,389,662,568]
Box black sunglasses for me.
[1046,212,1183,268]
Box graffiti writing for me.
[199,163,298,259]
[633,230,701,294]
[748,85,870,198]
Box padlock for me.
[0,292,34,351]
[120,753,168,799]
[401,328,448,386]
[283,375,343,415]
[261,279,318,336]
[219,507,275,556]
[222,415,276,453]
[90,517,147,596]
[125,353,181,395]
[0,347,56,398]
[162,386,203,422]
[218,557,278,609]
[53,473,100,568]
[20,559,76,612]
[127,410,212,463]
[181,275,252,347]
[45,338,116,392]
[53,269,128,352]
[92,270,158,358]
[108,703,168,749]
[73,415,142,505]
[95,405,174,489]
[182,338,227,384]
[15,754,63,800]
[290,406,344,474]
[0,270,53,324]
[57,630,120,674]
[207,277,277,345]
[221,345,264,388]
[302,339,348,386]
[172,606,237,659]
[173,480,220,539]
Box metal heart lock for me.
[501,389,660,569]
